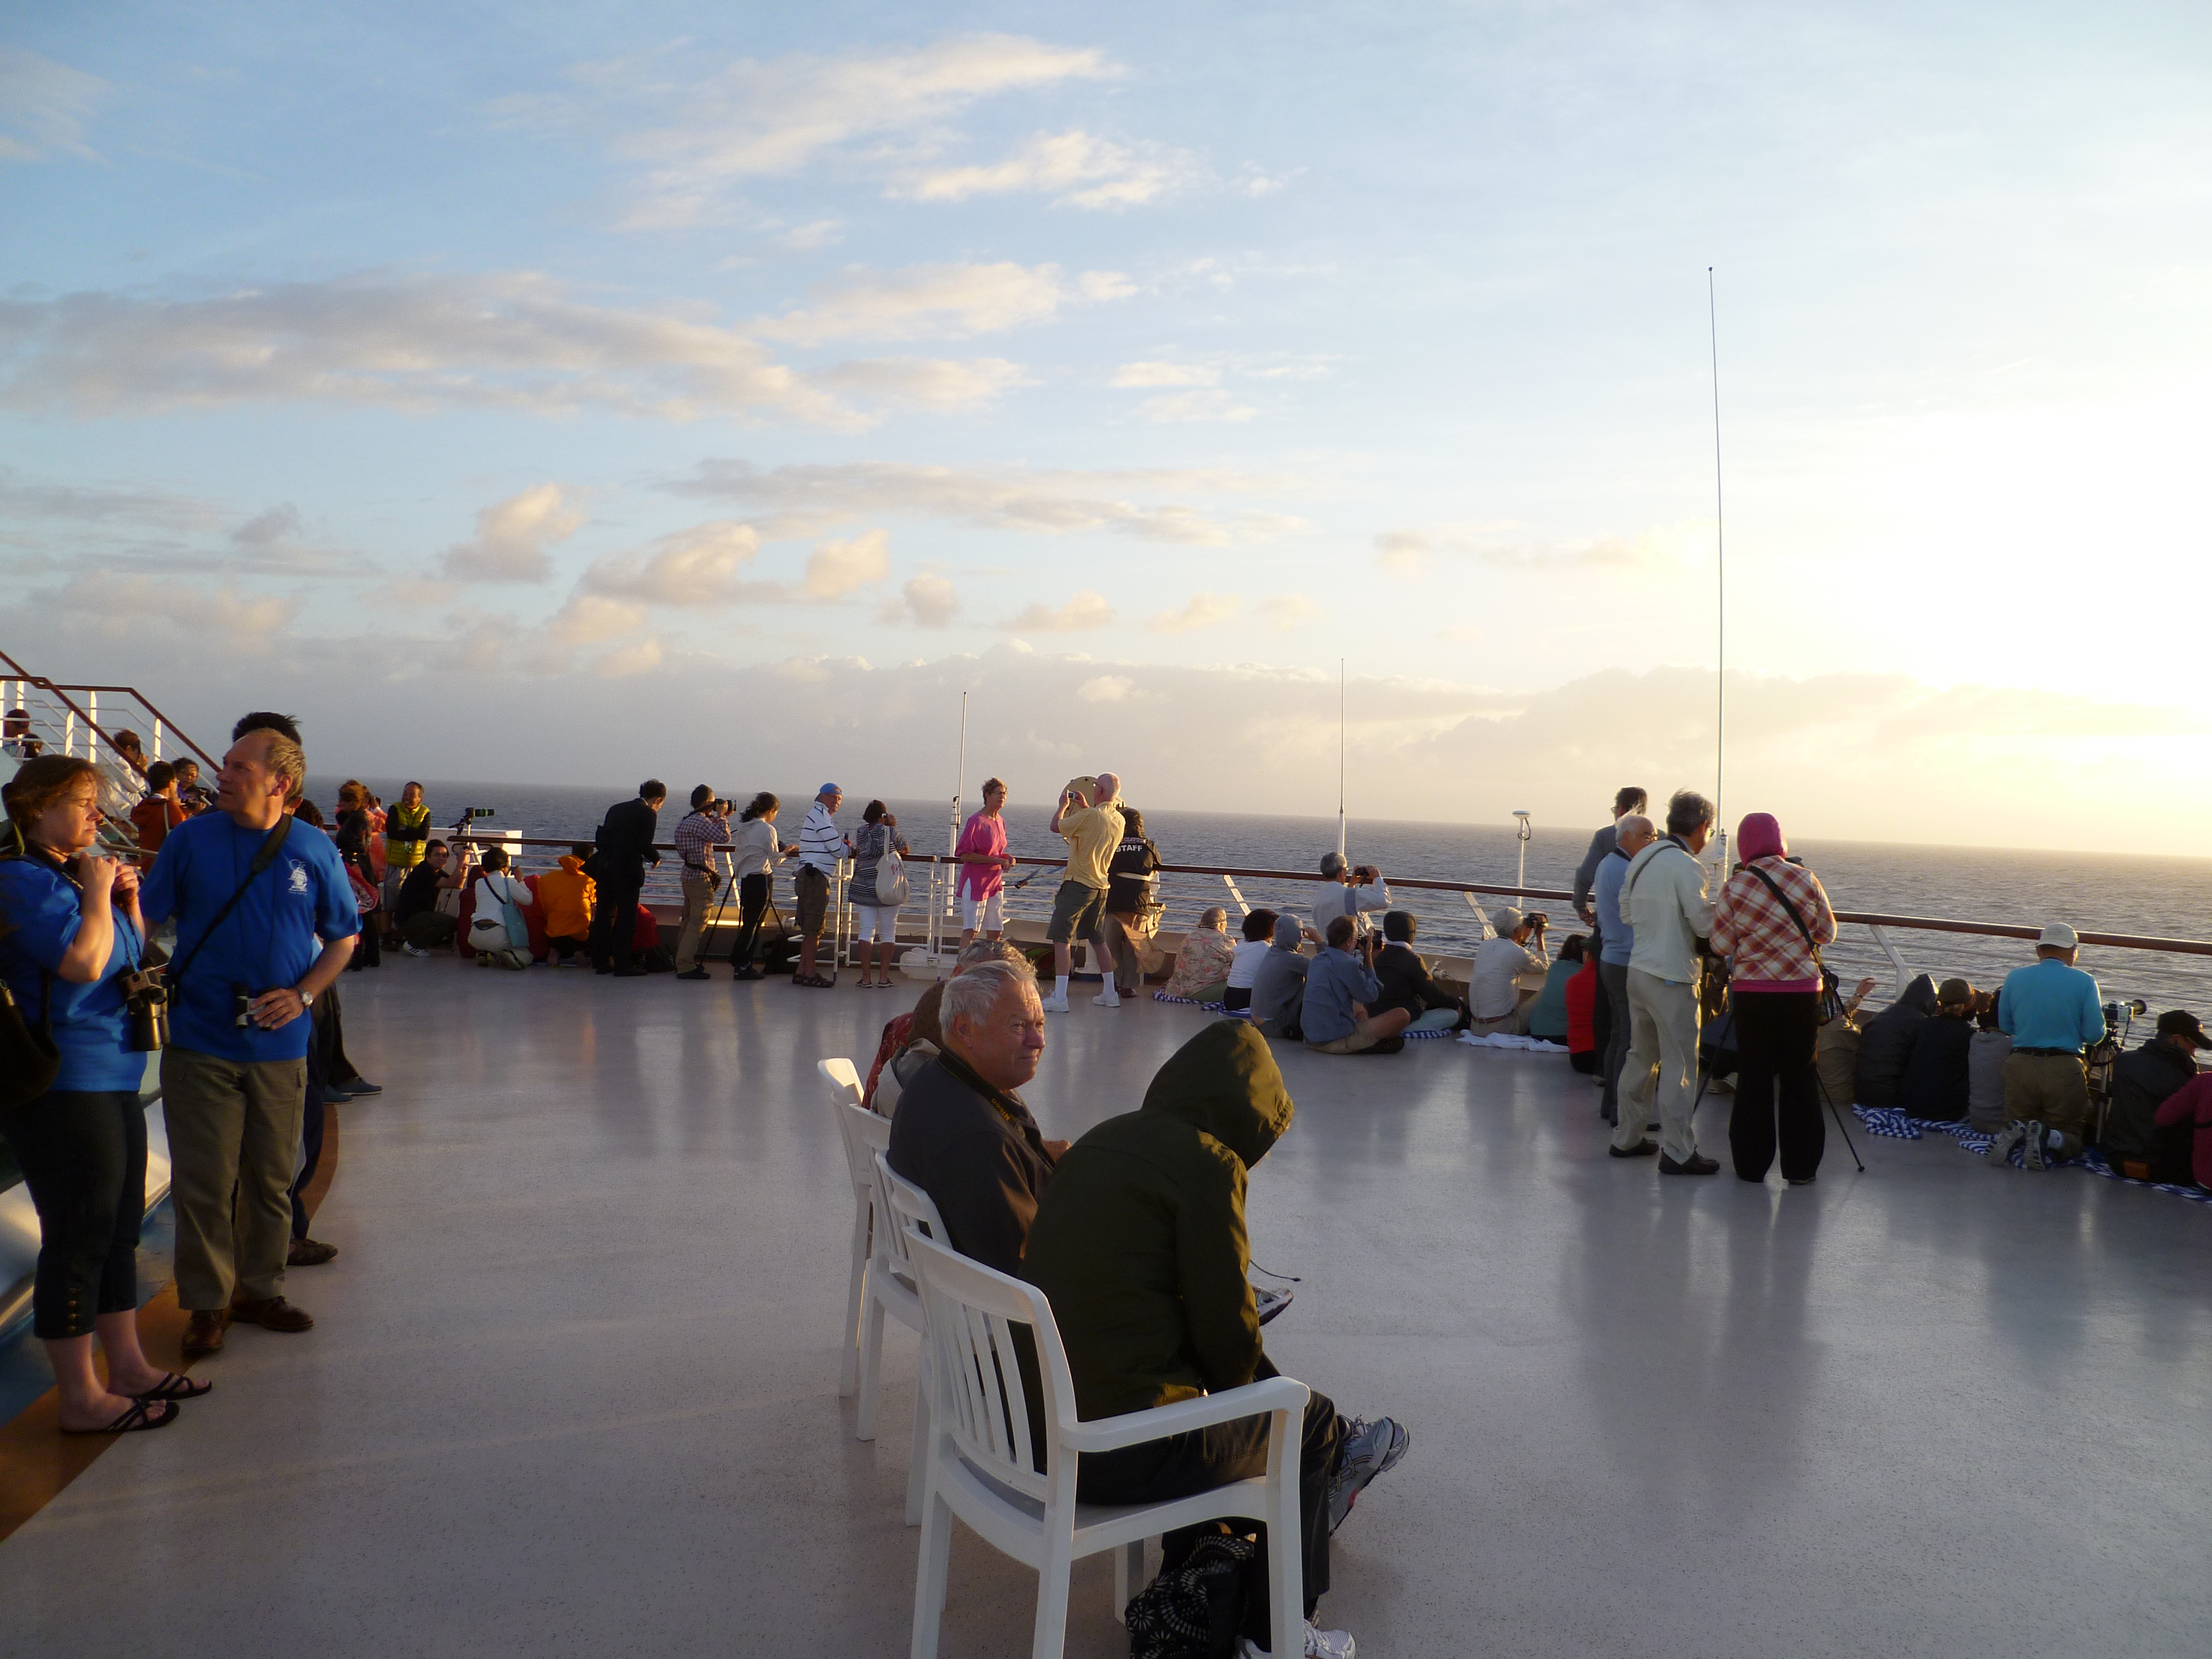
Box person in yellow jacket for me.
[535,844,597,966]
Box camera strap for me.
[1745,863,1820,961]
[165,816,293,993]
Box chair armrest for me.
[1059,1376,1311,1454]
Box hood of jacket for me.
[1897,972,1938,1016]
[1271,911,1303,950]
[1737,813,1786,862]
[1140,1019,1293,1169]
[557,855,586,876]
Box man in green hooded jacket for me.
[1024,1020,1407,1658]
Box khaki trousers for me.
[1465,986,1538,1037]
[162,1046,306,1312]
[2004,1052,2090,1158]
[675,867,719,971]
[1613,969,1703,1162]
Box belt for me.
[2015,1047,2080,1058]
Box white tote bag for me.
[872,826,910,908]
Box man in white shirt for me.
[1312,852,1392,942]
[1467,907,1550,1035]
[1610,790,1720,1173]
[793,783,849,987]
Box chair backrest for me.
[904,1229,1078,1503]
[817,1058,879,1192]
[872,1150,945,1284]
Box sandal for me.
[63,1397,181,1436]
[793,973,836,989]
[134,1371,214,1402]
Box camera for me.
[232,985,255,1029]
[1524,911,1548,935]
[125,969,168,1052]
[458,806,495,821]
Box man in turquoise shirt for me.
[1991,922,2105,1170]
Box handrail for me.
[0,647,221,772]
[447,834,2212,958]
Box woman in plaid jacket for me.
[1709,813,1838,1183]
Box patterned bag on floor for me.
[1124,1532,1257,1659]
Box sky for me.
[3,3,2209,852]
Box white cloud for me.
[543,592,647,646]
[1005,590,1115,632]
[756,261,1125,345]
[1140,388,1257,424]
[880,572,960,628]
[1374,529,1429,575]
[1377,521,1695,576]
[897,130,1198,208]
[30,571,299,647]
[0,49,106,163]
[440,484,585,583]
[582,519,764,607]
[1148,592,1241,634]
[0,467,223,531]
[810,356,1029,408]
[1110,360,1217,389]
[1257,593,1319,632]
[802,528,891,598]
[1077,674,1138,703]
[670,458,1309,546]
[592,635,664,678]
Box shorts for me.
[1046,880,1109,945]
[794,865,832,937]
[853,904,899,944]
[961,889,1006,932]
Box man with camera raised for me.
[1467,907,1550,1036]
[142,723,358,1358]
[1312,851,1392,944]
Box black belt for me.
[2015,1047,2080,1058]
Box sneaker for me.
[338,1078,382,1097]
[286,1237,339,1267]
[1240,1621,1356,1658]
[402,944,430,958]
[1093,989,1121,1008]
[2022,1120,2049,1172]
[1986,1123,2026,1167]
[676,968,711,981]
[1040,993,1070,1013]
[1326,1415,1409,1534]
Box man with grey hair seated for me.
[865,939,1032,1114]
[885,958,1067,1274]
[1610,789,1720,1175]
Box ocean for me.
[311,777,2212,1019]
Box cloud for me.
[0,271,857,426]
[880,572,960,628]
[669,458,1309,546]
[897,130,1198,208]
[0,49,106,163]
[573,35,1118,226]
[1374,529,1429,575]
[581,519,764,607]
[1376,522,1696,576]
[1148,592,1240,634]
[1005,590,1115,632]
[1257,593,1318,632]
[0,465,227,532]
[440,484,585,583]
[809,356,1029,408]
[802,528,891,598]
[1140,388,1257,424]
[1076,673,1138,703]
[29,570,299,647]
[756,261,1125,345]
[543,592,648,646]
[1110,360,1217,389]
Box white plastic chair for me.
[816,1058,874,1397]
[874,1151,949,1526]
[902,1229,1307,1659]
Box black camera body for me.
[124,969,168,1052]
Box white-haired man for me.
[1044,772,1123,1013]
[1610,790,1719,1175]
[1593,812,1656,1125]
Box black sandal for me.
[63,1397,180,1435]
[135,1371,214,1402]
[794,973,836,989]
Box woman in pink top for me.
[1709,812,1838,1185]
[954,778,1014,945]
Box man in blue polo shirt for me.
[1991,922,2106,1171]
[142,725,357,1357]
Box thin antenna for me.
[1336,658,1348,861]
[949,691,968,857]
[1707,266,1726,853]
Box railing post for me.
[1865,925,1911,996]
[88,690,98,763]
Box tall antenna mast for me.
[1707,267,1726,857]
[1336,658,1348,861]
[949,691,968,857]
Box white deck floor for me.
[3,958,2209,1657]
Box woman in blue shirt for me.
[0,757,208,1432]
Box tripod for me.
[705,867,785,974]
[1689,1052,1864,1174]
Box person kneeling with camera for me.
[1465,907,1550,1037]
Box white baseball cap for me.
[2038,922,2080,950]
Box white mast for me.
[1707,267,1727,866]
[1336,658,1348,861]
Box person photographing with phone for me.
[140,724,358,1358]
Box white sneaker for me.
[402,944,430,958]
[1093,989,1121,1007]
[1986,1123,2026,1167]
[1240,1624,1355,1659]
[1040,993,1070,1013]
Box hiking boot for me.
[1239,1621,1356,1658]
[287,1238,339,1267]
[1326,1415,1409,1534]
[1659,1152,1720,1176]
[1040,992,1070,1013]
[230,1295,315,1333]
[2022,1121,2049,1172]
[1986,1123,2026,1167]
[181,1309,230,1357]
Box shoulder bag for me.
[1744,863,1821,968]
[872,826,910,908]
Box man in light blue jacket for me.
[1591,814,1655,1125]
[1611,791,1719,1173]
[1301,916,1412,1055]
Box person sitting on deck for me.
[1854,973,1937,1107]
[1162,905,1238,1003]
[1249,910,1313,1042]
[1223,907,1278,1012]
[1466,907,1549,1037]
[1527,933,1584,1045]
[1372,910,1470,1034]
[1989,923,2107,1171]
[2151,1058,2212,1189]
[863,940,1030,1114]
[1966,993,2012,1134]
[1312,851,1392,943]
[535,844,596,967]
[1303,914,1411,1055]
[1897,978,1978,1121]
[2102,1010,2208,1179]
[884,958,1066,1276]
[1022,1020,1408,1659]
[392,840,464,953]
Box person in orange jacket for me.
[535,843,597,966]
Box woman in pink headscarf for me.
[1708,813,1837,1183]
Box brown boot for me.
[287,1238,339,1267]
[182,1309,230,1357]
[230,1295,315,1333]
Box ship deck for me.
[3,957,2210,1657]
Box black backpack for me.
[1124,1532,1257,1659]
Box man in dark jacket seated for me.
[1372,910,1471,1034]
[1024,1022,1406,1659]
[1854,972,1937,1107]
[2103,1009,2207,1178]
[1897,977,1978,1120]
[886,959,1062,1275]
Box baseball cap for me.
[2037,922,2080,950]
[2156,1010,2209,1049]
[819,782,842,796]
[1319,852,1348,877]
[1938,976,1975,1005]
[1491,905,1525,933]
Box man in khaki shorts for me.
[1042,773,1122,1013]
[1990,922,2107,1171]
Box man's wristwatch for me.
[296,988,315,1009]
